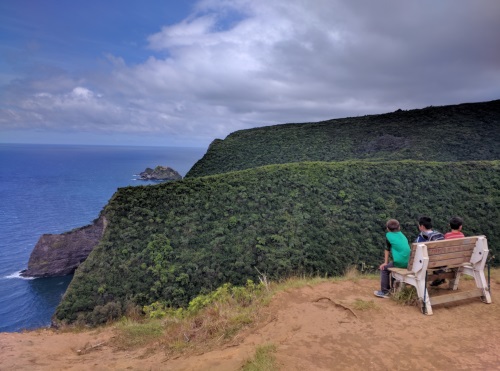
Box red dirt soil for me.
[1,275,499,370]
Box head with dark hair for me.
[449,216,463,230]
[386,219,400,232]
[418,216,433,230]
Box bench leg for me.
[450,267,462,290]
[473,269,492,304]
[416,280,433,315]
[461,266,492,304]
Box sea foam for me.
[5,271,35,280]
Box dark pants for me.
[380,262,394,293]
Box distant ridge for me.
[186,99,500,177]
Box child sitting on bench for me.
[374,219,410,298]
[445,216,465,239]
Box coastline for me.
[0,144,206,332]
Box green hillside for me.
[186,100,500,178]
[55,161,500,325]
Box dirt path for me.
[1,276,499,370]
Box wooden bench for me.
[388,236,492,315]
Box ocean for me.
[0,143,206,332]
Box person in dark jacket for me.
[415,216,444,242]
[415,216,446,286]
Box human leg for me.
[374,262,394,298]
[380,262,394,293]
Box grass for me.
[273,266,378,293]
[108,271,379,357]
[111,280,276,356]
[241,344,278,371]
[112,319,164,349]
[110,268,500,358]
[274,275,330,291]
[352,298,378,311]
[391,285,419,306]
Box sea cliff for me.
[21,216,107,278]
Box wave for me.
[4,271,36,280]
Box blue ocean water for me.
[0,143,206,332]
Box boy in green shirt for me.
[374,219,410,298]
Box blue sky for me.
[1,0,499,148]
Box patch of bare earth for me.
[1,276,499,370]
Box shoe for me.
[430,279,446,287]
[374,290,390,298]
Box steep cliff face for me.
[21,216,107,278]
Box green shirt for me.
[386,231,410,268]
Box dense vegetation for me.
[55,160,500,325]
[186,100,500,177]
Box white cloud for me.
[70,87,95,100]
[148,16,218,50]
[2,0,499,145]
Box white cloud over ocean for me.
[1,0,499,146]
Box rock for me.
[139,166,182,181]
[20,216,107,278]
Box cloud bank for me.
[2,0,500,146]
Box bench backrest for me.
[407,236,483,270]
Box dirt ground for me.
[1,275,499,371]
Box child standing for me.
[445,216,465,239]
[374,219,410,298]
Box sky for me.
[1,0,499,148]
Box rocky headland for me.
[20,166,180,279]
[139,166,182,181]
[21,216,107,278]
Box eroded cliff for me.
[21,216,107,278]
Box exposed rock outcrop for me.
[21,216,107,278]
[139,166,182,181]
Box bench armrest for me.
[410,243,429,274]
[387,267,413,276]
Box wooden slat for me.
[426,244,475,256]
[428,258,473,269]
[408,243,474,261]
[429,289,483,306]
[417,237,479,249]
[430,250,473,260]
[407,251,416,267]
[408,246,473,262]
[406,236,482,268]
[426,251,474,267]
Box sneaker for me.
[374,290,390,298]
[430,279,446,287]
